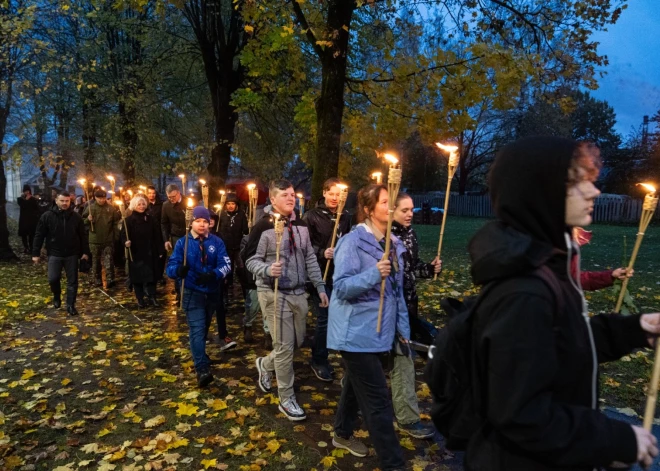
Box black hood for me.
[489,136,576,249]
[469,136,578,285]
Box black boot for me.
[67,305,79,316]
[149,296,159,308]
[53,297,61,309]
[197,370,214,388]
[136,298,146,309]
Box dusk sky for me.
[590,1,660,138]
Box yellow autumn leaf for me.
[61,378,72,386]
[400,437,416,450]
[320,456,337,468]
[280,450,294,462]
[176,403,198,416]
[331,448,348,458]
[144,415,166,428]
[201,448,213,455]
[97,428,112,438]
[205,399,227,411]
[93,341,107,351]
[266,439,280,454]
[21,369,36,380]
[6,300,19,308]
[244,25,254,34]
[201,458,217,469]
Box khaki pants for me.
[391,352,421,425]
[257,290,308,401]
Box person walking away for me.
[302,177,352,382]
[327,184,409,471]
[389,193,441,439]
[465,137,660,470]
[17,184,40,254]
[167,206,231,387]
[246,179,328,421]
[83,189,120,288]
[161,184,187,300]
[122,195,164,308]
[32,191,90,316]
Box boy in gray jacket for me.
[245,179,328,421]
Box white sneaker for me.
[255,357,272,393]
[278,396,306,421]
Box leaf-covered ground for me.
[1,217,659,471]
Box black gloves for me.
[176,264,190,278]
[196,272,217,286]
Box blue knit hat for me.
[193,206,211,222]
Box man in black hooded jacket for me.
[302,178,351,382]
[464,136,660,470]
[32,191,90,316]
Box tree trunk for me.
[119,101,137,186]
[208,102,237,191]
[0,80,17,259]
[310,0,355,201]
[82,100,96,177]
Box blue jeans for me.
[182,289,218,373]
[310,286,332,366]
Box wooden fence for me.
[410,194,659,224]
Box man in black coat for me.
[32,191,90,316]
[147,186,164,283]
[17,184,40,254]
[161,183,186,297]
[302,178,351,382]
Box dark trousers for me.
[224,248,246,299]
[134,282,155,302]
[47,255,79,307]
[334,351,405,471]
[21,231,35,252]
[182,289,219,373]
[310,285,332,366]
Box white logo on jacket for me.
[208,245,216,253]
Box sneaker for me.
[218,337,237,352]
[311,363,333,382]
[332,435,368,457]
[197,370,214,388]
[278,396,306,421]
[396,421,435,439]
[255,357,272,393]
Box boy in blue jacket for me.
[167,206,231,387]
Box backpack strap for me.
[532,265,565,317]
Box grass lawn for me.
[1,216,659,470]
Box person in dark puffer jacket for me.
[32,191,90,316]
[465,137,660,471]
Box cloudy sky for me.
[590,2,660,137]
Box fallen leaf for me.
[201,458,217,469]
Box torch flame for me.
[371,172,382,178]
[78,179,86,185]
[436,142,459,153]
[639,183,657,194]
[273,213,281,221]
[337,183,348,190]
[101,186,106,191]
[115,200,123,206]
[127,190,133,196]
[213,204,221,209]
[383,153,399,165]
[247,183,256,190]
[178,174,185,179]
[106,175,114,181]
[199,179,206,185]
[187,198,193,208]
[296,193,303,198]
[219,190,226,195]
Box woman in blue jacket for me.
[327,184,410,471]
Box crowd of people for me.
[20,135,660,470]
